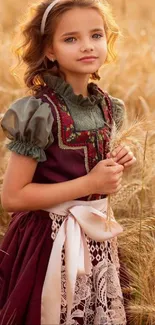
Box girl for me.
[0,0,136,324]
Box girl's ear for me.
[45,46,56,62]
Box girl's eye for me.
[92,33,103,39]
[64,37,76,43]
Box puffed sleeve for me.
[1,96,54,162]
[109,95,126,130]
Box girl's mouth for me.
[78,56,98,62]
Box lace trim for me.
[50,213,126,325]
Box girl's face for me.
[46,7,107,78]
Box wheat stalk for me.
[108,118,155,324]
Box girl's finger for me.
[124,157,136,167]
[112,146,131,162]
[106,152,111,159]
[111,145,124,157]
[116,151,134,165]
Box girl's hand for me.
[107,145,136,167]
[88,158,124,195]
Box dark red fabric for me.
[0,210,52,325]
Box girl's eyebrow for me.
[61,31,79,37]
[61,28,104,37]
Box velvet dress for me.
[0,75,126,325]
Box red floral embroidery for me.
[41,86,113,200]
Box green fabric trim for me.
[109,96,125,130]
[7,140,47,162]
[43,74,103,107]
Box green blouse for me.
[1,75,125,162]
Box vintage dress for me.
[0,75,126,325]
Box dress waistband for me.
[41,198,123,325]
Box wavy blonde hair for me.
[15,0,121,91]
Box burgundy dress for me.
[0,75,126,325]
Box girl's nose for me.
[80,42,94,52]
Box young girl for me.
[0,0,136,324]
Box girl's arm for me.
[1,152,124,212]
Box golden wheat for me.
[0,1,155,324]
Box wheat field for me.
[0,0,155,324]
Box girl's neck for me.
[61,73,90,97]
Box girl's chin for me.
[75,66,101,74]
[59,65,101,76]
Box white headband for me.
[41,0,60,35]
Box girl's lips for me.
[78,56,98,62]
